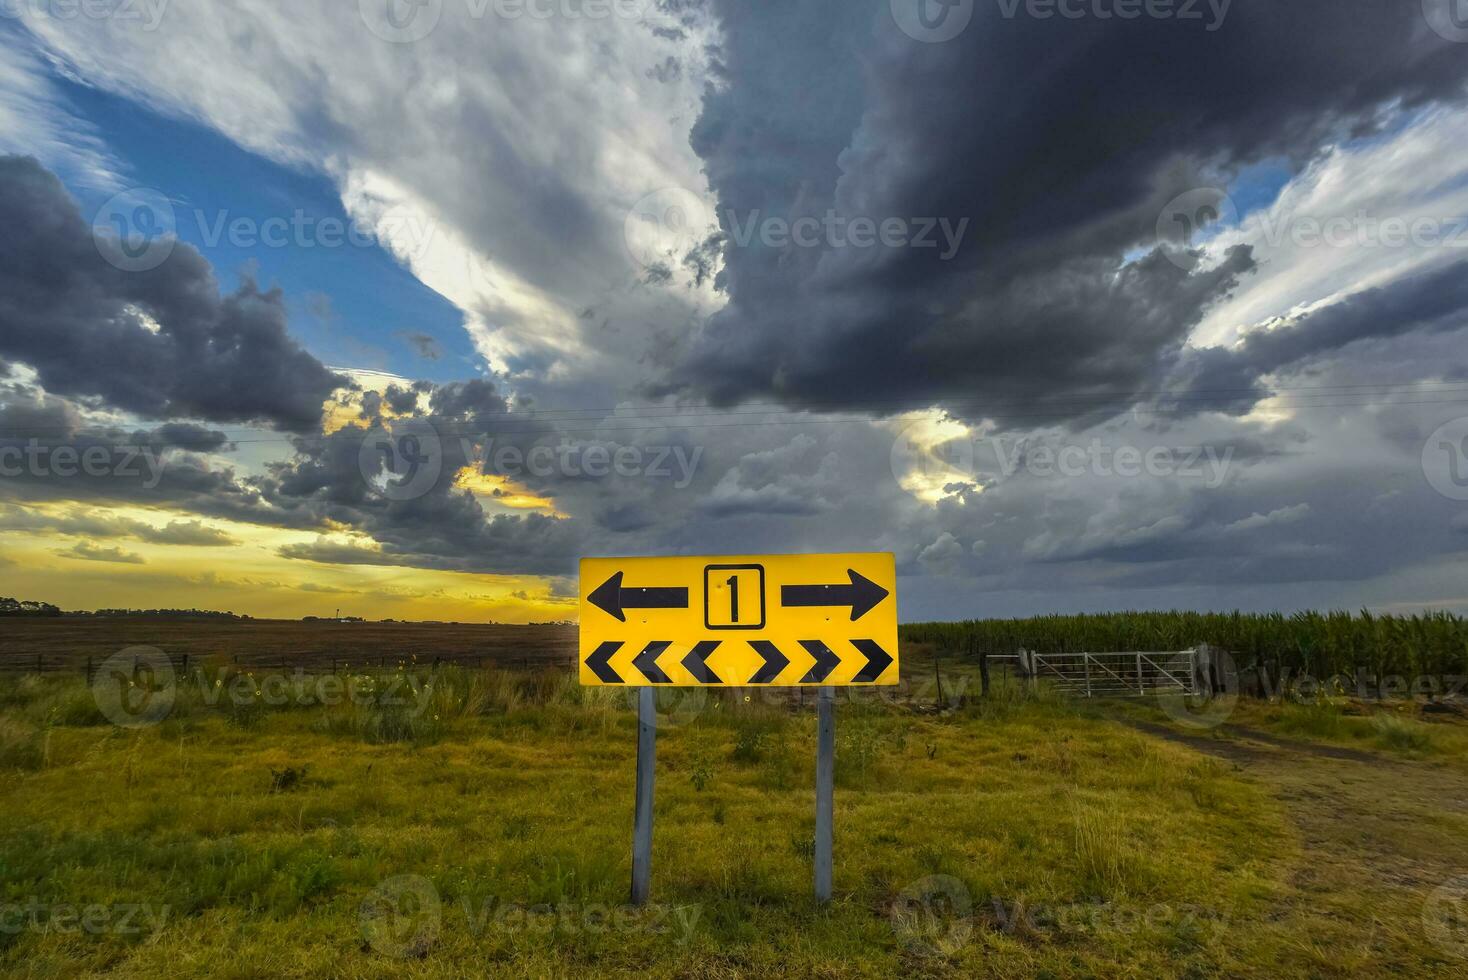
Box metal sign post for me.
[581,552,898,904]
[814,687,835,902]
[631,687,656,905]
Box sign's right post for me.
[815,686,835,902]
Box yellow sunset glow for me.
[0,502,574,623]
[891,414,981,504]
[453,468,563,514]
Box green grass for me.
[1369,713,1436,754]
[1231,699,1460,759]
[0,668,1462,976]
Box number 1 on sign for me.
[703,563,766,630]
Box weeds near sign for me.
[1371,714,1435,753]
[689,747,716,792]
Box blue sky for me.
[54,71,474,382]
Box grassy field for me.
[0,618,577,672]
[1,639,1466,976]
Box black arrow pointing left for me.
[632,640,674,684]
[588,571,689,622]
[681,640,722,684]
[585,641,623,684]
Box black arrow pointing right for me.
[799,639,842,684]
[748,640,789,684]
[781,569,889,621]
[851,639,893,683]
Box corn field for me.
[901,610,1468,679]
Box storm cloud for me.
[3,5,1468,618]
[673,0,1468,421]
[0,155,346,432]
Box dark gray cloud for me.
[399,331,443,361]
[384,384,427,415]
[239,379,588,575]
[0,375,339,536]
[646,56,682,84]
[427,379,511,421]
[0,370,586,575]
[275,505,580,576]
[0,155,347,432]
[59,541,144,564]
[0,505,237,547]
[140,520,238,546]
[672,0,1468,423]
[130,423,235,454]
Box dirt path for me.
[1123,716,1468,974]
[1126,719,1385,763]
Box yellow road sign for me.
[579,553,898,687]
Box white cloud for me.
[17,2,723,394]
[0,40,119,189]
[1192,109,1468,351]
[917,531,963,572]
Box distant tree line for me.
[0,597,62,617]
[0,598,248,619]
[79,608,250,620]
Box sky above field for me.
[3,2,1468,622]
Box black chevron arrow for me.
[780,569,889,621]
[799,639,842,684]
[851,639,894,683]
[681,640,722,684]
[632,640,673,684]
[588,571,689,622]
[585,641,623,684]
[748,640,789,684]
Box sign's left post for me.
[631,686,656,905]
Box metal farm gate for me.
[1021,648,1203,699]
